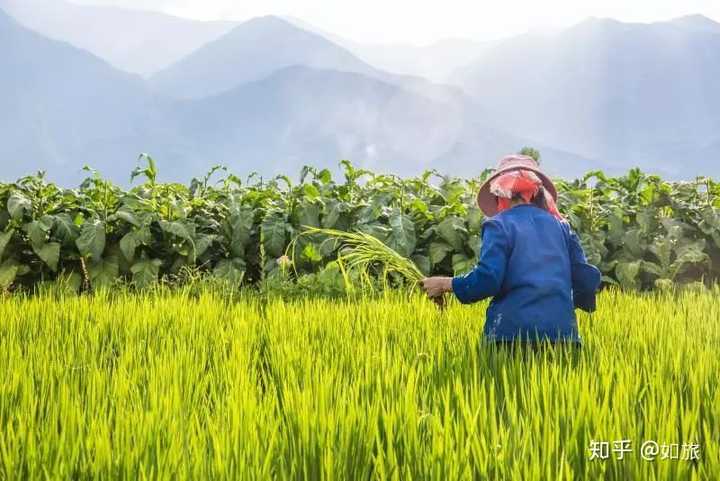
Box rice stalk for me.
[292,226,425,292]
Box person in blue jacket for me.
[421,155,601,346]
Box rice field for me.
[0,288,718,480]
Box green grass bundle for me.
[296,226,424,292]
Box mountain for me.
[0,6,594,187]
[0,0,236,75]
[452,16,720,177]
[668,14,720,33]
[0,7,180,184]
[283,16,486,82]
[150,15,394,99]
[170,66,598,179]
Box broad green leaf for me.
[319,236,339,258]
[114,209,142,227]
[213,258,246,285]
[429,241,453,266]
[649,238,672,270]
[356,202,384,225]
[302,184,321,200]
[466,207,484,233]
[295,201,321,228]
[53,213,79,243]
[606,210,624,246]
[661,218,685,242]
[0,229,13,261]
[409,198,429,216]
[411,254,431,276]
[641,260,664,278]
[698,207,720,235]
[301,243,323,263]
[616,261,641,290]
[76,220,106,260]
[261,214,289,258]
[228,207,254,257]
[622,229,644,258]
[34,242,60,272]
[467,233,482,258]
[636,208,656,235]
[452,254,475,275]
[130,258,162,288]
[89,257,120,287]
[119,227,152,263]
[386,211,416,257]
[356,223,389,242]
[437,216,467,251]
[317,169,332,184]
[322,200,349,229]
[672,241,709,277]
[160,220,193,240]
[194,235,214,259]
[7,192,31,220]
[119,232,140,262]
[674,239,706,261]
[25,217,53,249]
[0,259,18,289]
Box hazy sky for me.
[71,0,720,45]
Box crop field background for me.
[1,287,718,480]
[1,160,719,293]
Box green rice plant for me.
[0,287,718,480]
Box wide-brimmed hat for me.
[476,154,557,217]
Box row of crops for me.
[1,156,719,292]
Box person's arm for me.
[450,219,509,304]
[566,225,601,312]
[421,219,508,302]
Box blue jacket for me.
[451,204,601,343]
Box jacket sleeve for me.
[566,225,602,312]
[451,219,509,304]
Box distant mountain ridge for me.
[452,14,720,176]
[282,16,487,81]
[170,65,596,178]
[1,2,719,183]
[149,15,404,99]
[0,7,177,182]
[0,0,237,75]
[0,7,593,186]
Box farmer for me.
[421,154,601,346]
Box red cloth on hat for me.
[489,169,564,221]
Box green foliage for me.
[0,161,718,291]
[519,146,542,163]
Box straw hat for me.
[476,154,558,217]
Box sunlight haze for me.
[70,0,720,45]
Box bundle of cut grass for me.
[293,226,425,292]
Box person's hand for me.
[421,277,453,298]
